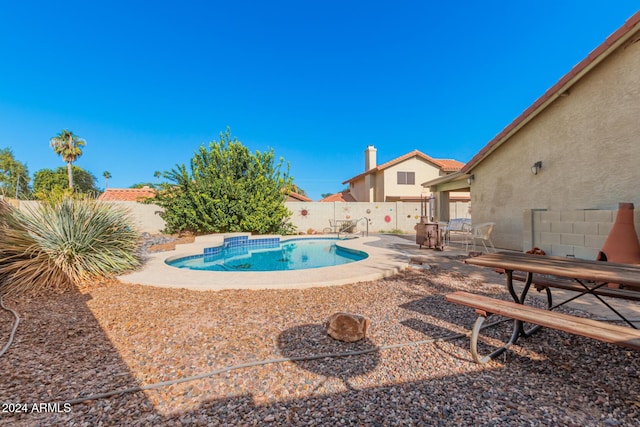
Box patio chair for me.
[443,218,472,248]
[323,219,340,234]
[470,222,496,253]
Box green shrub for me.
[0,197,141,295]
[155,128,295,235]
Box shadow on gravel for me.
[4,270,640,426]
[276,324,381,391]
[0,287,152,426]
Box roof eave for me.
[421,171,468,187]
[461,12,640,174]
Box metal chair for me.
[470,222,496,253]
[323,219,340,234]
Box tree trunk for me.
[67,162,74,189]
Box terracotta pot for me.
[597,203,640,264]
[597,203,640,288]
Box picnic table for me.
[445,252,640,363]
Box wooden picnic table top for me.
[465,252,640,289]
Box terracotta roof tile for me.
[287,191,313,202]
[98,187,156,202]
[319,190,357,202]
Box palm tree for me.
[103,171,112,189]
[49,129,86,189]
[154,170,161,184]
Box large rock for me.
[326,312,370,342]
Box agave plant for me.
[0,197,141,295]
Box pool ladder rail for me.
[338,217,369,239]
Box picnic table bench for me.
[445,252,640,363]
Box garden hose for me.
[56,318,511,407]
[0,295,20,358]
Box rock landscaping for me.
[1,263,639,426]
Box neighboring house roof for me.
[342,150,465,184]
[98,187,156,202]
[319,190,357,202]
[460,10,640,174]
[286,191,312,202]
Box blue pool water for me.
[166,238,368,272]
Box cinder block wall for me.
[524,208,640,260]
[14,199,469,235]
[287,201,470,234]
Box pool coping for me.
[118,233,410,290]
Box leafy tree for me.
[320,187,350,199]
[0,148,30,198]
[103,171,112,189]
[155,129,295,234]
[130,182,157,189]
[33,166,99,197]
[49,129,86,189]
[289,184,307,196]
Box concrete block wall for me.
[15,200,167,234]
[13,199,470,236]
[287,201,470,234]
[524,208,640,260]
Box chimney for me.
[365,145,377,171]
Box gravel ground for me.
[1,258,640,426]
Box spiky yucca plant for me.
[0,197,141,295]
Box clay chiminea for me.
[596,203,640,287]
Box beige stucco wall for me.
[349,157,449,202]
[382,157,442,201]
[349,178,368,202]
[469,35,640,250]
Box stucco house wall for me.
[374,172,385,202]
[382,157,443,201]
[470,32,640,250]
[347,151,464,203]
[349,177,368,202]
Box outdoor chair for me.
[443,218,472,247]
[323,219,340,234]
[470,222,496,253]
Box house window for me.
[397,171,415,185]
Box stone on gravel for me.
[326,312,370,342]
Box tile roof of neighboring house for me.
[98,187,156,202]
[461,10,640,174]
[287,191,313,202]
[342,150,465,184]
[319,190,357,202]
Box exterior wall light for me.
[467,174,475,185]
[531,161,542,175]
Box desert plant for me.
[0,197,141,295]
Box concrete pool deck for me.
[118,232,640,322]
[119,233,434,291]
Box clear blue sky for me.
[1,2,638,200]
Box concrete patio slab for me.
[119,234,413,290]
[119,232,640,323]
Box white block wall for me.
[524,208,640,260]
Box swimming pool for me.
[166,236,368,272]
